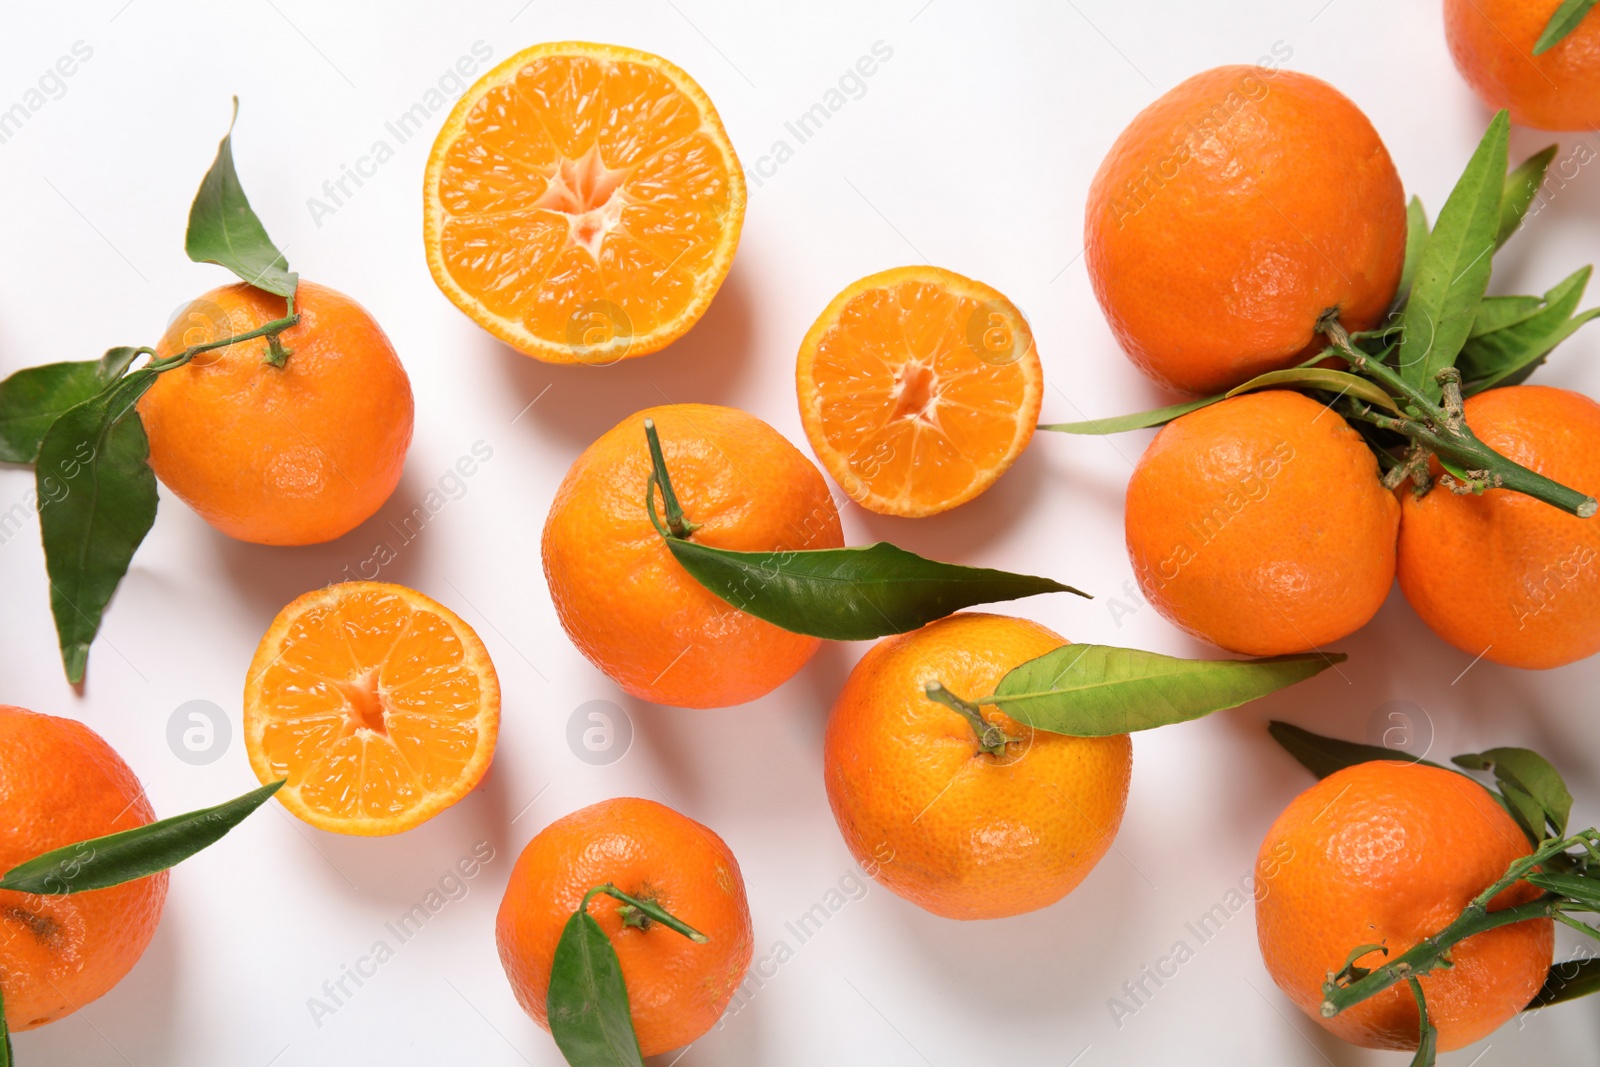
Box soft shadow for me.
[852,440,1051,559]
[13,900,181,1065]
[211,466,434,622]
[492,265,756,450]
[792,640,860,744]
[282,766,515,912]
[874,846,1145,1019]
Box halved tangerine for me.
[243,582,500,835]
[796,266,1043,517]
[423,41,746,364]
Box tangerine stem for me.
[1320,831,1588,1018]
[581,883,709,944]
[924,681,1014,757]
[642,419,699,539]
[1320,317,1597,518]
[144,311,302,374]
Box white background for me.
[2,1,1599,1064]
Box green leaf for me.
[0,981,10,1067]
[1535,0,1600,54]
[1498,146,1557,248]
[1397,112,1509,401]
[36,370,161,684]
[1406,978,1438,1067]
[1470,295,1546,339]
[1460,267,1599,393]
[983,646,1343,737]
[547,909,645,1067]
[1039,395,1220,435]
[1397,196,1430,307]
[1267,721,1450,779]
[1453,747,1572,838]
[1527,870,1600,911]
[1497,779,1550,843]
[0,348,136,464]
[659,537,1087,642]
[0,780,283,894]
[186,98,297,299]
[1529,957,1600,1008]
[1225,368,1401,414]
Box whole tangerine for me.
[495,797,752,1057]
[1255,760,1552,1051]
[1398,384,1600,669]
[824,613,1132,920]
[1085,65,1406,395]
[138,280,413,546]
[0,706,168,1032]
[542,404,843,708]
[1124,390,1399,655]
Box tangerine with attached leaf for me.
[1255,760,1553,1051]
[1085,65,1406,395]
[496,797,752,1057]
[138,280,413,546]
[0,705,167,1031]
[542,403,843,708]
[1445,0,1600,131]
[1397,384,1600,669]
[1124,390,1400,655]
[824,613,1131,920]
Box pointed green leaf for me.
[1396,196,1429,308]
[36,369,160,683]
[547,909,646,1067]
[1535,0,1600,54]
[1460,267,1599,393]
[1039,394,1220,435]
[0,348,136,464]
[1527,870,1600,911]
[0,981,10,1067]
[1225,368,1400,414]
[1453,746,1572,838]
[1529,957,1600,1008]
[660,537,1086,642]
[983,646,1343,737]
[186,98,297,299]
[0,780,283,894]
[1470,295,1546,339]
[1406,978,1438,1067]
[1498,146,1557,247]
[1397,112,1509,400]
[1267,721,1451,779]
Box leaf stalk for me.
[1320,316,1597,518]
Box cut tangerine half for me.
[243,582,500,836]
[423,41,746,364]
[796,266,1043,517]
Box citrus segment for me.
[796,266,1043,517]
[244,582,500,835]
[424,41,745,363]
